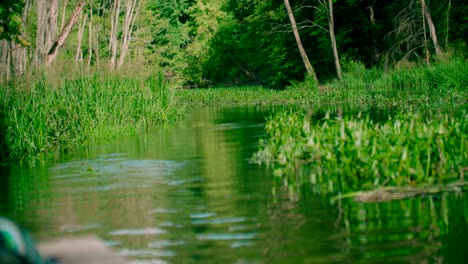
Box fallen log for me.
[332,181,468,203]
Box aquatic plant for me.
[252,110,468,200]
[0,72,183,166]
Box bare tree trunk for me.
[421,0,442,57]
[117,0,142,68]
[46,0,58,52]
[35,0,48,64]
[45,1,86,66]
[94,32,100,67]
[88,9,93,67]
[11,0,32,77]
[60,0,69,32]
[76,12,87,64]
[421,1,430,65]
[445,0,451,48]
[0,40,11,82]
[6,42,12,81]
[327,0,342,79]
[284,0,318,84]
[110,0,121,69]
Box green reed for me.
[0,72,182,166]
[252,110,468,198]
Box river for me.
[1,106,468,263]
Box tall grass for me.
[0,71,183,166]
[176,58,467,110]
[328,57,468,93]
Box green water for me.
[1,106,468,263]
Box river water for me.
[1,106,468,263]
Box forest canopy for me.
[0,0,467,88]
[0,0,25,41]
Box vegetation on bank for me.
[247,58,468,202]
[252,110,468,201]
[176,58,468,108]
[0,71,183,166]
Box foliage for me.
[0,0,24,42]
[0,71,183,166]
[252,110,468,199]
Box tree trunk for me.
[88,12,93,67]
[421,0,442,57]
[35,0,48,64]
[75,12,87,64]
[110,0,121,69]
[445,0,451,48]
[0,40,11,82]
[327,0,342,79]
[283,0,318,84]
[46,0,58,51]
[60,0,69,32]
[11,0,31,77]
[117,0,141,68]
[44,1,86,66]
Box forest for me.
[1,0,467,88]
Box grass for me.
[251,110,468,201]
[175,59,468,110]
[0,71,183,166]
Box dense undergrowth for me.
[0,71,183,166]
[252,111,468,199]
[249,58,468,201]
[176,58,468,109]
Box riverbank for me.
[248,58,468,201]
[0,71,184,166]
[2,58,466,167]
[175,58,467,109]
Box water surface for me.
[2,106,468,263]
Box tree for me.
[109,0,142,69]
[284,0,318,84]
[420,0,442,58]
[321,0,342,79]
[44,1,86,66]
[0,0,25,42]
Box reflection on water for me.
[2,106,468,263]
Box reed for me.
[252,110,468,199]
[0,72,182,166]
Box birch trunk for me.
[421,0,442,57]
[88,13,93,67]
[46,0,58,51]
[60,0,69,32]
[117,0,141,68]
[76,13,87,64]
[45,1,86,66]
[35,0,48,64]
[0,40,10,82]
[110,0,121,69]
[12,0,32,76]
[422,1,430,64]
[284,0,318,84]
[327,0,342,79]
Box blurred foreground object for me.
[1,217,127,264]
[38,237,128,264]
[0,217,51,264]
